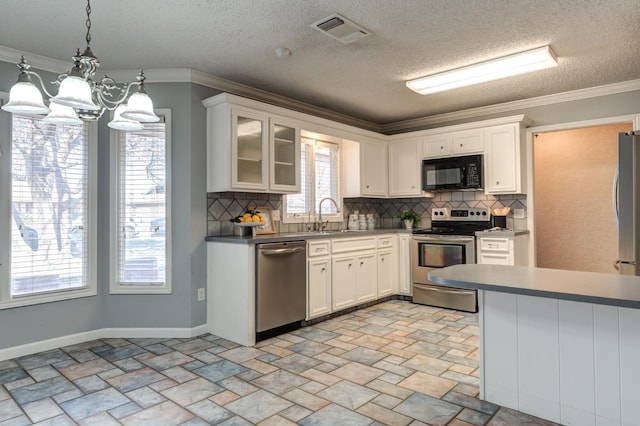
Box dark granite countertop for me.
[429,264,640,309]
[205,228,414,244]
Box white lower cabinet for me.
[355,252,378,303]
[307,257,332,319]
[307,239,332,319]
[397,234,412,295]
[377,249,395,297]
[332,255,358,310]
[476,233,529,266]
[308,234,401,316]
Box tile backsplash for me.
[207,191,527,236]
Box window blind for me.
[116,121,167,285]
[10,115,88,296]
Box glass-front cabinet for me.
[204,93,301,193]
[232,109,268,190]
[270,116,300,192]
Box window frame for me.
[0,107,98,310]
[109,109,171,294]
[283,136,342,224]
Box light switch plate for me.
[513,208,526,219]
[197,288,205,301]
[273,210,281,221]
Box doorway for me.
[533,122,631,273]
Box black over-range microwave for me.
[422,154,484,191]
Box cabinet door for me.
[397,234,412,295]
[270,117,301,193]
[232,108,269,191]
[332,255,356,310]
[355,252,377,303]
[452,130,484,154]
[361,142,388,197]
[423,134,452,158]
[377,249,396,297]
[308,257,332,319]
[485,124,520,194]
[389,140,422,197]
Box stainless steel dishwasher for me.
[256,240,306,340]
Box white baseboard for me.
[0,324,211,362]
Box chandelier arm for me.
[94,80,142,111]
[27,70,57,99]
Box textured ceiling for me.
[1,0,639,127]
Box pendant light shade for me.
[120,91,159,123]
[51,75,99,110]
[108,104,144,131]
[44,103,83,126]
[2,81,50,114]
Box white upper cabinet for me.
[423,134,452,158]
[269,116,301,193]
[232,108,269,191]
[423,130,483,158]
[203,94,300,193]
[361,141,388,197]
[389,139,422,197]
[452,129,484,154]
[343,139,388,198]
[484,123,526,194]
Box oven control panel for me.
[431,207,490,221]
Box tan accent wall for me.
[533,123,631,273]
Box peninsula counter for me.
[429,264,640,425]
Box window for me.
[284,136,341,222]
[110,110,171,293]
[0,113,97,308]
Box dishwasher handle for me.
[260,247,305,256]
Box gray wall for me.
[0,60,216,349]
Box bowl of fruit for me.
[230,209,266,235]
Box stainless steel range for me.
[411,207,492,312]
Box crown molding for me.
[190,69,382,132]
[0,45,69,73]
[381,79,640,134]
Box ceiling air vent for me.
[311,14,371,44]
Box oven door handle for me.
[413,236,474,243]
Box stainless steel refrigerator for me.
[615,132,640,275]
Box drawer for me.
[331,236,377,254]
[479,237,510,252]
[479,253,512,265]
[377,235,395,249]
[308,240,331,257]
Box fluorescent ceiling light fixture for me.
[406,46,558,95]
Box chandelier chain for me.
[85,0,92,46]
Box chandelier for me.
[1,0,157,131]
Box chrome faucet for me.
[318,197,341,231]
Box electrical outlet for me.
[197,288,205,301]
[273,210,281,221]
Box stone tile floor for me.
[0,300,559,425]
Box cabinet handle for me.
[381,258,385,263]
[360,261,364,266]
[348,263,352,268]
[440,145,444,150]
[496,181,500,185]
[366,185,370,189]
[321,267,325,272]
[460,143,463,147]
[411,185,415,189]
